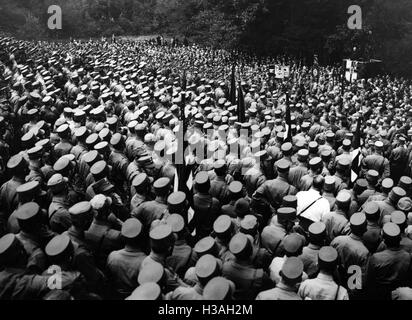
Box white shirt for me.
[296,189,330,222]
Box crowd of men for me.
[0,35,412,300]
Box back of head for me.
[312,175,325,192]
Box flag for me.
[229,64,236,105]
[351,116,363,183]
[284,92,292,143]
[237,81,246,123]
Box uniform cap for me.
[195,171,209,186]
[309,222,326,238]
[337,158,351,169]
[297,149,309,162]
[203,277,234,300]
[121,218,143,239]
[318,246,338,264]
[74,127,88,139]
[45,234,72,257]
[149,224,172,241]
[194,236,216,256]
[276,159,290,172]
[281,143,293,153]
[229,233,251,256]
[391,211,407,226]
[85,133,100,147]
[389,187,407,203]
[138,261,164,285]
[375,141,384,149]
[132,173,149,188]
[228,181,243,195]
[27,146,43,160]
[350,212,367,227]
[308,141,319,152]
[336,191,352,205]
[240,215,258,235]
[277,207,297,221]
[195,254,219,279]
[383,222,401,239]
[7,154,25,170]
[382,178,394,190]
[309,157,322,169]
[56,124,70,136]
[47,173,68,193]
[16,182,39,197]
[398,197,412,213]
[83,150,100,165]
[165,214,185,233]
[213,215,233,236]
[167,191,186,207]
[366,170,379,182]
[69,201,92,216]
[126,283,162,300]
[153,177,171,192]
[282,196,297,209]
[364,202,380,218]
[342,139,352,148]
[282,234,304,254]
[0,234,19,259]
[324,176,336,192]
[399,176,412,191]
[94,141,110,154]
[281,257,304,281]
[110,133,124,147]
[90,160,107,177]
[15,202,40,222]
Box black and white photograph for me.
[1,0,412,307]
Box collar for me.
[308,243,321,250]
[277,175,289,183]
[317,272,334,282]
[149,252,166,265]
[350,234,362,241]
[155,197,167,205]
[68,227,85,241]
[277,281,298,292]
[12,176,25,183]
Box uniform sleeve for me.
[382,159,390,180]
[74,250,106,289]
[13,274,50,300]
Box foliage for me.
[1,0,412,75]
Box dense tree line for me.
[0,0,412,75]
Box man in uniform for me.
[331,213,370,286]
[361,141,390,182]
[47,174,72,234]
[321,191,351,243]
[252,159,297,213]
[85,194,122,269]
[365,223,412,300]
[222,233,272,300]
[300,222,326,278]
[298,246,349,300]
[167,254,219,300]
[132,177,170,232]
[0,154,29,235]
[53,124,73,159]
[67,201,106,296]
[106,218,147,299]
[0,233,80,299]
[256,257,304,300]
[362,202,382,253]
[189,172,221,241]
